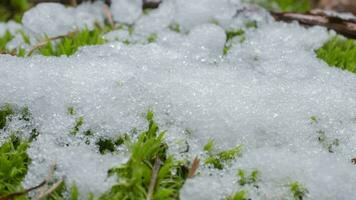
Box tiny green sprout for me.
[237,169,260,187]
[0,30,14,53]
[169,22,181,33]
[203,138,215,153]
[70,116,84,135]
[204,145,243,170]
[19,30,31,45]
[19,106,30,121]
[245,20,257,29]
[96,137,116,154]
[310,116,318,124]
[316,36,356,73]
[147,33,158,43]
[317,130,340,153]
[70,183,79,200]
[143,8,153,15]
[0,104,13,129]
[290,181,308,200]
[67,106,76,116]
[226,190,247,200]
[224,29,246,55]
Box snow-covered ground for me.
[1,0,356,199]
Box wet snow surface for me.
[1,0,356,199]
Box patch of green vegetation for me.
[0,30,28,57]
[0,0,31,22]
[317,130,339,153]
[310,116,318,124]
[100,110,188,200]
[246,0,311,12]
[224,29,246,55]
[237,169,260,187]
[226,190,247,200]
[0,135,30,197]
[67,107,76,116]
[169,23,181,33]
[0,104,13,129]
[289,181,308,200]
[147,33,158,43]
[95,134,129,155]
[70,116,84,136]
[39,27,106,57]
[203,138,243,170]
[316,36,356,73]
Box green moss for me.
[316,36,356,73]
[316,130,339,153]
[100,110,188,200]
[290,181,308,200]
[169,23,181,33]
[246,0,311,12]
[237,169,260,187]
[147,33,158,43]
[0,0,31,22]
[0,30,14,53]
[226,190,247,200]
[224,29,246,55]
[70,116,84,136]
[39,27,106,57]
[0,104,13,129]
[203,139,243,170]
[0,135,30,197]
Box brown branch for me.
[0,181,46,200]
[27,31,76,56]
[33,180,63,200]
[146,157,162,200]
[103,4,114,28]
[271,10,356,39]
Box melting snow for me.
[0,0,356,199]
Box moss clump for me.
[246,0,311,12]
[226,190,247,200]
[224,29,245,55]
[0,0,31,22]
[100,110,188,200]
[290,181,309,200]
[203,138,243,170]
[0,104,13,129]
[39,27,106,57]
[0,135,30,197]
[316,36,356,73]
[237,169,260,187]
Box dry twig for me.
[272,10,356,39]
[188,157,200,178]
[146,157,162,200]
[27,31,77,56]
[0,181,46,200]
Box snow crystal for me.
[1,0,356,199]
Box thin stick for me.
[103,4,115,28]
[27,32,76,57]
[188,157,200,178]
[0,181,46,200]
[32,161,58,200]
[68,0,77,6]
[34,180,63,200]
[271,11,356,39]
[146,157,162,200]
